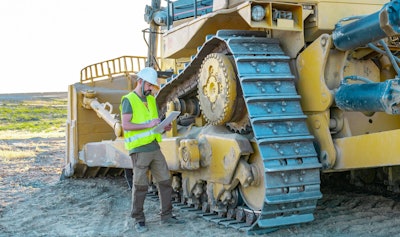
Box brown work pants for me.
[130,149,173,223]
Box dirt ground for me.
[2,93,400,237]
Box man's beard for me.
[143,90,152,96]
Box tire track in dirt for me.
[3,165,400,236]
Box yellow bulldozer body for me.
[64,0,400,233]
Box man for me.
[121,67,184,233]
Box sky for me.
[0,0,150,93]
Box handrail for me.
[80,56,148,83]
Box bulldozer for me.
[63,0,400,234]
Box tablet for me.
[153,111,180,133]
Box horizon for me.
[0,91,68,95]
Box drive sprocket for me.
[198,53,237,125]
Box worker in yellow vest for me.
[121,67,184,233]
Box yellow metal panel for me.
[248,2,303,31]
[344,112,400,136]
[178,139,201,170]
[207,135,243,183]
[297,34,333,112]
[64,85,79,177]
[303,1,385,41]
[162,0,386,58]
[316,2,384,30]
[277,18,294,28]
[71,83,128,151]
[162,4,250,58]
[273,30,305,58]
[81,139,131,168]
[160,126,253,184]
[333,129,400,170]
[306,112,336,169]
[160,138,181,171]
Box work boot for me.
[160,216,185,225]
[134,222,148,233]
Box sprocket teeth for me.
[198,53,237,125]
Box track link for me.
[157,30,322,234]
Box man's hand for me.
[147,118,161,128]
[164,123,172,131]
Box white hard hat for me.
[137,67,158,86]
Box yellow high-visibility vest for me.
[121,92,161,150]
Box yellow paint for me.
[162,3,250,58]
[205,133,252,184]
[277,18,294,28]
[343,112,400,136]
[166,102,178,137]
[160,126,253,184]
[80,56,148,85]
[178,139,200,170]
[306,112,336,169]
[297,34,333,112]
[160,138,181,171]
[333,129,400,170]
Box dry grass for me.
[0,148,36,159]
[0,92,67,133]
[0,129,65,159]
[0,93,66,160]
[0,130,64,140]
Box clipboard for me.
[152,111,180,133]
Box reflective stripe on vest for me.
[124,130,154,143]
[121,92,161,150]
